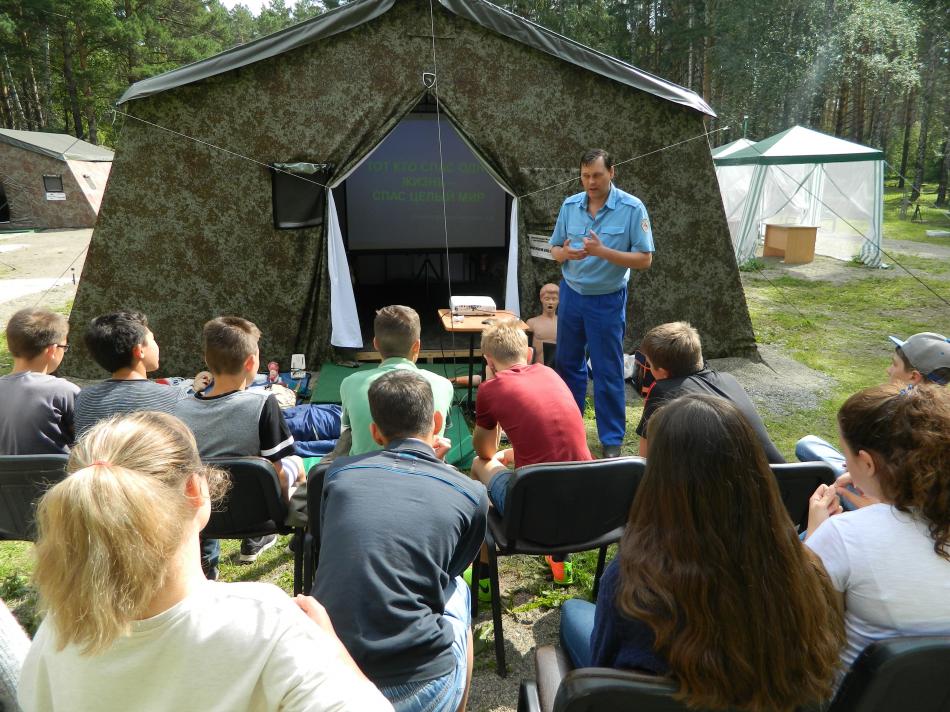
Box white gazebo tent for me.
[712,138,757,240]
[714,126,884,266]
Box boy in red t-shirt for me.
[469,320,592,585]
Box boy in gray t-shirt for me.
[0,309,79,455]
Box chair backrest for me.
[502,457,645,548]
[829,636,950,712]
[0,454,70,540]
[554,667,740,712]
[771,462,836,531]
[202,457,289,539]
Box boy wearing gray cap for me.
[796,332,950,500]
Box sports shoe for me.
[601,444,622,458]
[239,534,278,563]
[462,565,493,603]
[545,555,574,585]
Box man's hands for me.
[806,483,843,539]
[552,242,588,262]
[433,436,452,461]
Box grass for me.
[882,183,950,245]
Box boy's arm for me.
[472,424,500,460]
[638,437,648,458]
[258,394,296,462]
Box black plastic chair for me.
[771,461,837,532]
[202,457,294,582]
[520,637,950,712]
[0,454,70,540]
[474,457,646,677]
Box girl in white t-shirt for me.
[806,383,950,668]
[18,411,392,712]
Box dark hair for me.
[639,321,704,377]
[202,316,261,375]
[84,311,149,373]
[580,148,613,170]
[896,346,950,385]
[374,305,420,359]
[6,308,69,359]
[618,394,844,711]
[368,370,433,440]
[838,383,950,559]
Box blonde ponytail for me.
[32,412,228,654]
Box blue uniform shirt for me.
[549,184,655,295]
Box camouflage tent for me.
[65,0,756,378]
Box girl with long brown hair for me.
[559,393,844,711]
[806,383,950,668]
[18,411,391,712]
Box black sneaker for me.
[239,534,278,563]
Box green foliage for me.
[738,257,765,272]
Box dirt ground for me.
[0,228,92,327]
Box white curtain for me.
[326,189,362,348]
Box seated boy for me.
[75,311,210,435]
[336,305,453,457]
[469,320,592,585]
[173,316,301,575]
[636,321,784,463]
[796,331,950,504]
[313,370,487,712]
[0,308,79,455]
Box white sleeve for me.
[805,518,852,592]
[261,614,393,712]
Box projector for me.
[450,296,497,315]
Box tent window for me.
[270,162,332,229]
[83,174,96,190]
[43,175,64,193]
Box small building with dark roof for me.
[0,129,114,229]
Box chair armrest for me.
[518,680,540,712]
[535,645,573,712]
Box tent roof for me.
[117,0,714,116]
[0,129,114,162]
[713,125,882,166]
[711,137,755,159]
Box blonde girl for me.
[18,411,391,712]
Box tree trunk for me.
[935,102,950,207]
[19,29,46,129]
[62,30,85,138]
[834,80,848,137]
[898,88,916,189]
[702,0,714,103]
[76,28,98,144]
[910,49,938,203]
[2,53,29,130]
[0,69,11,128]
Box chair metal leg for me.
[293,528,304,595]
[471,556,480,619]
[592,545,608,601]
[303,532,315,595]
[488,543,506,676]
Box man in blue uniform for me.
[549,149,655,457]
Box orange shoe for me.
[545,555,574,585]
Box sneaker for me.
[462,565,493,603]
[601,444,622,458]
[545,555,574,585]
[239,534,278,563]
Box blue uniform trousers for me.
[555,281,627,447]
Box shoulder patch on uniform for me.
[641,217,650,234]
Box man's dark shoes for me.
[601,444,622,458]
